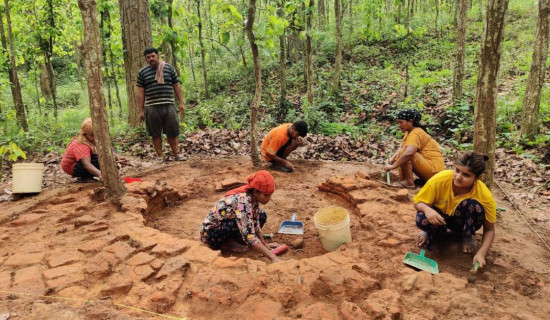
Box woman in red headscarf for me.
[200,170,282,263]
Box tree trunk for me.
[349,0,353,35]
[331,0,342,93]
[103,9,123,118]
[473,0,509,189]
[452,0,468,105]
[100,8,113,121]
[118,0,152,128]
[45,0,58,118]
[67,2,85,92]
[78,0,126,202]
[318,0,325,30]
[33,64,42,115]
[520,0,550,139]
[196,0,209,98]
[478,0,483,21]
[397,2,402,24]
[305,0,314,105]
[1,0,27,131]
[435,0,440,37]
[246,0,261,167]
[167,0,180,76]
[278,0,286,108]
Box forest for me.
[0,1,549,319]
[0,0,548,191]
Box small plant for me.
[0,142,27,182]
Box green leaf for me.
[221,31,230,44]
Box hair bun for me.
[483,154,489,162]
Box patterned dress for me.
[200,193,266,249]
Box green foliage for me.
[0,142,27,182]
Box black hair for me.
[396,109,428,132]
[293,121,308,137]
[458,152,489,177]
[143,47,159,56]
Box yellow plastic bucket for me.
[313,207,352,251]
[12,163,44,193]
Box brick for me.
[155,257,190,280]
[77,235,117,254]
[46,272,85,292]
[46,251,82,268]
[150,259,164,270]
[127,252,155,266]
[124,264,155,281]
[184,245,220,264]
[103,241,137,260]
[0,271,11,291]
[393,189,410,202]
[4,252,45,267]
[7,214,45,227]
[74,215,96,228]
[12,265,46,296]
[99,276,133,296]
[44,264,83,281]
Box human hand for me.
[384,164,395,171]
[389,155,397,164]
[266,242,280,249]
[296,136,305,146]
[139,111,145,122]
[178,103,185,114]
[425,207,446,226]
[473,253,486,268]
[285,161,294,171]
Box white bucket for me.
[313,207,352,251]
[12,163,44,193]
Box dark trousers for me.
[73,154,100,179]
[204,210,267,249]
[415,199,485,249]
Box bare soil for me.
[0,156,548,320]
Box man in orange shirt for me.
[261,121,308,172]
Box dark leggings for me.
[73,154,100,179]
[204,210,267,250]
[415,199,485,249]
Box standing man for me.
[137,47,186,161]
[261,121,308,172]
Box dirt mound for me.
[0,157,548,319]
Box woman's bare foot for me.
[462,236,476,253]
[416,231,428,247]
[222,239,250,253]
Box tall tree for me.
[331,0,342,93]
[118,0,152,127]
[246,0,261,166]
[43,0,59,118]
[78,0,126,201]
[520,0,550,139]
[473,0,509,189]
[304,0,314,105]
[196,0,209,98]
[452,0,468,105]
[0,0,27,131]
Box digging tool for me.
[468,261,480,283]
[403,249,439,274]
[278,213,304,235]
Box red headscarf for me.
[224,170,275,196]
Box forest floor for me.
[0,155,549,320]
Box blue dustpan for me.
[277,213,304,235]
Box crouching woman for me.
[414,152,496,268]
[200,170,282,263]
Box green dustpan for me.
[403,249,439,274]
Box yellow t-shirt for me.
[402,128,444,172]
[413,170,497,223]
[261,123,291,162]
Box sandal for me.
[174,154,187,161]
[391,181,416,189]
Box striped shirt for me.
[136,63,180,107]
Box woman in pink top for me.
[61,118,101,180]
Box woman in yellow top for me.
[385,109,445,188]
[414,152,496,268]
